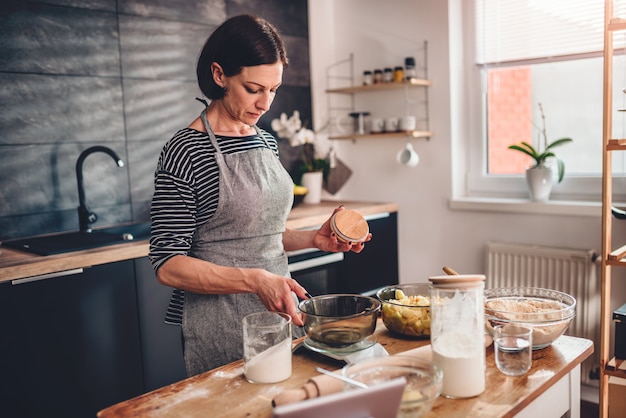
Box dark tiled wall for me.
[0,0,311,240]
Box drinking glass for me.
[494,324,533,376]
[243,311,292,384]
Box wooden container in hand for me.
[330,209,369,243]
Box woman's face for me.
[217,62,283,127]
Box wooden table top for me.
[97,320,593,418]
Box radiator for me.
[485,241,600,386]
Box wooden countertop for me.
[97,320,593,418]
[286,201,397,230]
[0,201,398,283]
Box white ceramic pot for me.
[301,171,323,204]
[525,165,553,202]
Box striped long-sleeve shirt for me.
[149,127,280,325]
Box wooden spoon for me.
[442,266,459,275]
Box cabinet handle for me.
[288,253,344,273]
[12,268,84,285]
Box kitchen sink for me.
[2,222,151,256]
[95,222,151,240]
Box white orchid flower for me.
[289,110,302,127]
[271,112,291,139]
[291,128,315,147]
[272,111,304,140]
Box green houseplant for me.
[508,103,573,183]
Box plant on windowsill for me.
[508,103,573,201]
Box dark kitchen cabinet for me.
[0,208,397,417]
[134,257,187,391]
[0,261,144,418]
[337,212,399,295]
[289,211,399,297]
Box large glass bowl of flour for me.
[484,287,576,349]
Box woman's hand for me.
[254,271,309,326]
[313,205,372,254]
[157,255,309,326]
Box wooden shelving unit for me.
[328,129,433,141]
[325,77,432,94]
[601,1,626,417]
[324,41,431,141]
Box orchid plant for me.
[508,103,573,183]
[271,110,330,182]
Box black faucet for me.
[76,146,124,233]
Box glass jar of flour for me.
[428,274,486,398]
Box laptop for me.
[272,377,406,418]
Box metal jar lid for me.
[330,209,369,243]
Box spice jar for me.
[383,67,394,83]
[428,274,486,398]
[373,69,383,84]
[362,70,373,86]
[404,57,417,81]
[330,209,369,243]
[393,66,404,82]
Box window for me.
[464,0,626,202]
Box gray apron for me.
[182,109,296,376]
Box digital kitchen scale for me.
[296,336,388,364]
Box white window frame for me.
[453,0,626,212]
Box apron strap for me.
[195,97,209,107]
[200,108,221,153]
[200,108,269,153]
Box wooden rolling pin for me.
[272,345,434,407]
[271,373,344,406]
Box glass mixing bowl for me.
[484,287,576,349]
[343,355,443,418]
[298,294,381,348]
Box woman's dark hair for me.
[197,14,288,100]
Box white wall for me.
[308,0,626,331]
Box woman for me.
[149,14,370,376]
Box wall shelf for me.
[326,78,432,94]
[329,130,432,141]
[325,41,431,141]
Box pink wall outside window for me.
[487,67,533,174]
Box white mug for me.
[396,143,419,167]
[384,117,399,132]
[399,115,417,131]
[370,118,384,133]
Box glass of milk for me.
[243,311,292,384]
[428,274,486,398]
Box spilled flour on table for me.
[212,366,243,379]
[144,383,213,416]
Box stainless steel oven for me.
[287,248,344,296]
